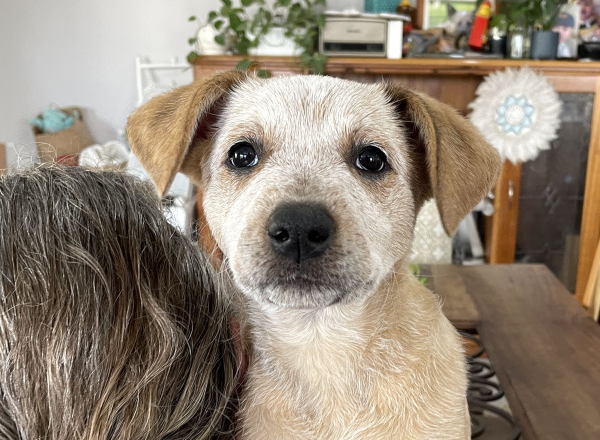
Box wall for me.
[0,0,220,166]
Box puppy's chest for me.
[240,332,467,440]
[254,341,380,404]
[248,317,389,403]
[241,333,414,437]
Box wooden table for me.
[432,264,600,440]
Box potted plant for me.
[188,0,327,75]
[502,0,568,59]
[529,0,568,59]
[502,0,531,58]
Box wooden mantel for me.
[194,55,600,75]
[194,56,600,92]
[193,56,600,305]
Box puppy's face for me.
[127,72,500,310]
[202,76,416,308]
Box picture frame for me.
[554,3,581,58]
[578,0,600,42]
[417,0,477,30]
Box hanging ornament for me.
[468,67,562,164]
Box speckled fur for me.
[127,73,501,439]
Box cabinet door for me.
[487,93,595,295]
[485,161,522,264]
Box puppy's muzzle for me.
[267,203,334,264]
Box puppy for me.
[127,72,501,439]
[0,166,237,440]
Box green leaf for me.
[241,0,255,6]
[188,37,197,45]
[409,264,420,276]
[311,61,325,75]
[311,53,327,75]
[188,15,197,21]
[250,15,260,32]
[257,69,271,78]
[229,13,244,31]
[223,0,232,7]
[236,58,253,71]
[316,14,326,29]
[299,52,311,66]
[220,5,231,16]
[208,11,218,21]
[186,51,199,64]
[214,19,224,30]
[236,37,252,54]
[251,8,268,32]
[250,36,261,47]
[214,33,226,45]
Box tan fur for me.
[236,265,469,439]
[128,73,501,439]
[127,71,246,197]
[386,86,501,235]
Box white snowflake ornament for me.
[468,67,562,164]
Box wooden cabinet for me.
[193,56,600,303]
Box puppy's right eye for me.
[229,142,258,168]
[355,147,387,172]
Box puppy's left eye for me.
[229,142,258,168]
[356,147,387,172]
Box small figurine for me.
[469,0,492,51]
[397,0,417,31]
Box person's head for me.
[554,12,575,41]
[0,165,237,439]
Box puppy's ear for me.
[126,71,246,197]
[387,84,501,236]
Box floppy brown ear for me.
[126,71,247,197]
[387,84,501,236]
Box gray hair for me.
[0,165,237,439]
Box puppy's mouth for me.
[235,259,376,309]
[260,281,365,309]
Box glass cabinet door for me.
[515,93,593,292]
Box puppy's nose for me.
[267,203,334,264]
